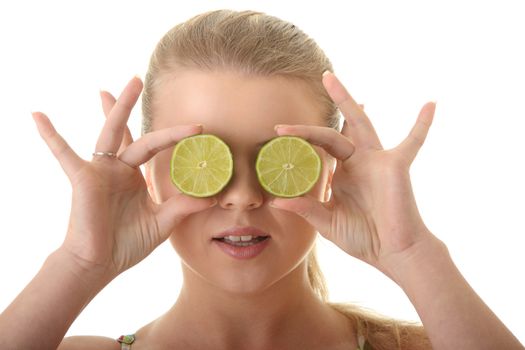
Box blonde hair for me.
[142,9,431,349]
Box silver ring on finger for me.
[92,151,118,158]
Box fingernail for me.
[322,70,331,77]
[134,74,142,80]
[209,198,218,207]
[274,124,287,131]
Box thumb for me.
[270,197,332,236]
[155,194,217,240]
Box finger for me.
[99,90,134,153]
[155,194,217,240]
[95,76,142,154]
[99,89,116,117]
[31,111,85,180]
[274,124,355,161]
[397,101,436,163]
[270,196,332,238]
[118,125,203,168]
[322,72,382,149]
[358,103,365,111]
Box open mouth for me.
[212,236,270,247]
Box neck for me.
[150,260,352,349]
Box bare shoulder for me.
[57,336,121,350]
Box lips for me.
[211,226,272,259]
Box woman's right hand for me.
[31,76,216,281]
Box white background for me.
[0,0,523,343]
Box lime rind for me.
[256,136,322,198]
[170,134,233,198]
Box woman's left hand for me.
[270,71,440,281]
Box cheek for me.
[273,208,318,254]
[167,216,209,264]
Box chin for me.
[180,258,276,296]
[186,256,304,298]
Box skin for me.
[1,70,522,349]
[139,70,352,349]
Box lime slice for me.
[256,136,322,198]
[170,134,233,197]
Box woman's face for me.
[147,70,334,295]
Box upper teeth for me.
[225,235,257,242]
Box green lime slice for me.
[256,136,322,198]
[170,134,233,197]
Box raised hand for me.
[31,76,216,280]
[270,71,438,280]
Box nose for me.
[218,157,264,210]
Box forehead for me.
[151,70,325,144]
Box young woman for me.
[0,9,522,350]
